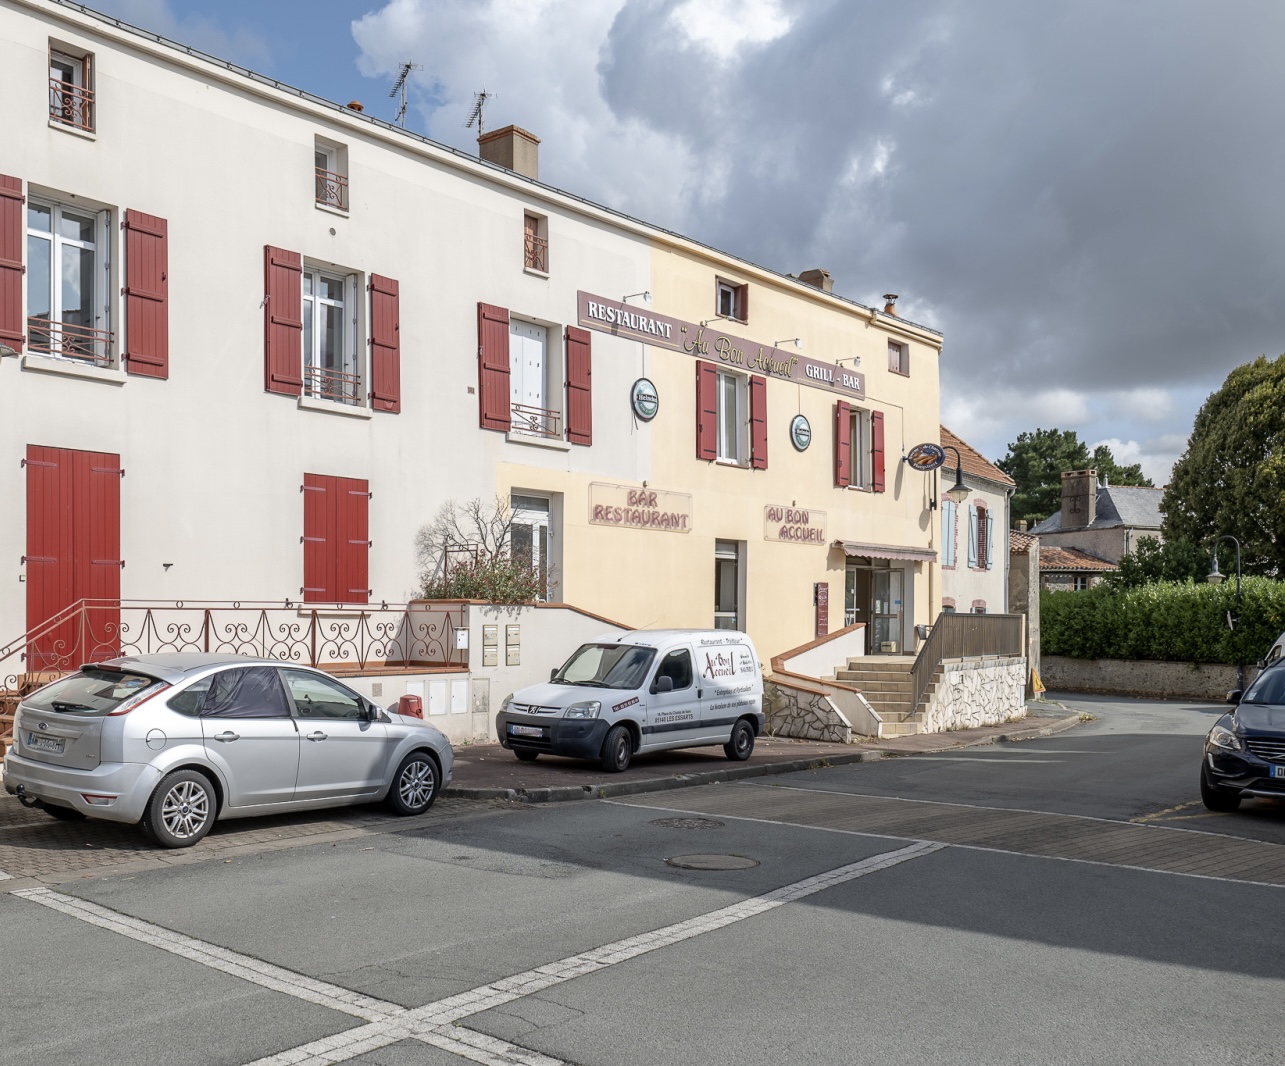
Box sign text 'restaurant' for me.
[589,482,693,534]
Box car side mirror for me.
[653,675,674,694]
[550,668,558,682]
[1227,690,1243,704]
[1256,660,1267,669]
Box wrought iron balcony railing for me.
[510,403,561,439]
[49,78,94,132]
[315,167,348,211]
[305,364,362,406]
[524,232,548,272]
[27,317,113,367]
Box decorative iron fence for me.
[524,232,548,272]
[27,318,113,365]
[315,167,348,211]
[509,403,561,438]
[304,364,362,405]
[909,611,1025,713]
[49,78,94,131]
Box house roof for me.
[1009,530,1037,553]
[1031,484,1164,534]
[1039,547,1118,572]
[940,427,1015,488]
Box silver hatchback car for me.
[3,653,454,848]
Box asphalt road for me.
[4,694,1285,1066]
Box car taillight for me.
[107,683,171,716]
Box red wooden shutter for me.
[302,474,332,602]
[737,283,749,323]
[871,410,886,492]
[834,402,852,487]
[123,209,169,379]
[339,478,371,604]
[749,374,767,470]
[79,451,123,658]
[696,362,718,460]
[25,446,73,667]
[565,325,592,445]
[264,246,303,396]
[477,302,511,431]
[369,274,400,413]
[0,174,24,352]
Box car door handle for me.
[305,731,327,741]
[213,731,239,742]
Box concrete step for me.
[835,670,916,683]
[845,660,914,674]
[878,721,921,737]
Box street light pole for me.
[1207,534,1243,691]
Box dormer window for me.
[49,47,93,133]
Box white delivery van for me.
[496,629,765,772]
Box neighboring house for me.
[939,427,1014,615]
[1039,546,1117,591]
[1031,469,1163,563]
[1009,529,1040,688]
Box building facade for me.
[938,427,1013,615]
[1031,469,1163,564]
[1,0,944,670]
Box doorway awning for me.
[836,540,937,563]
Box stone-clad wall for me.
[1042,656,1257,700]
[922,656,1027,733]
[764,679,853,743]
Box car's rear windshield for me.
[1242,668,1285,705]
[553,644,656,690]
[23,668,162,716]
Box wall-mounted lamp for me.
[623,291,652,305]
[774,338,803,350]
[943,446,970,503]
[835,356,861,368]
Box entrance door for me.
[714,540,741,630]
[872,569,904,653]
[844,565,872,633]
[25,445,122,669]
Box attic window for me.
[49,46,94,133]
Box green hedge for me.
[1041,578,1285,664]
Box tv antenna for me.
[464,89,496,139]
[387,61,422,128]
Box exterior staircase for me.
[831,655,940,737]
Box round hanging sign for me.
[790,414,812,452]
[906,442,947,471]
[631,378,659,422]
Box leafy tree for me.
[1107,535,1209,589]
[1162,355,1285,577]
[1090,445,1152,488]
[998,428,1090,526]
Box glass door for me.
[714,540,740,630]
[871,569,904,652]
[510,494,550,600]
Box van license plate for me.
[27,733,65,754]
[509,725,543,738]
[1272,765,1285,779]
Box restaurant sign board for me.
[764,505,827,544]
[577,291,865,400]
[589,482,693,534]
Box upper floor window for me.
[26,198,112,365]
[716,277,748,323]
[888,340,909,375]
[847,406,873,489]
[509,319,560,438]
[969,502,994,570]
[49,47,94,133]
[314,138,348,212]
[523,213,548,273]
[717,368,748,463]
[302,268,359,404]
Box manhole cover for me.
[649,817,726,830]
[665,854,759,870]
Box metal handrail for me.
[27,318,114,365]
[49,78,94,131]
[909,611,1025,713]
[524,232,548,272]
[510,403,561,438]
[315,167,348,211]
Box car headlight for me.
[500,693,513,712]
[564,701,601,719]
[1209,725,1244,751]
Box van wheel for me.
[1200,768,1242,812]
[41,802,87,821]
[141,769,216,848]
[724,719,755,762]
[601,725,633,773]
[514,749,539,762]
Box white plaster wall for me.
[780,625,867,678]
[940,479,1010,615]
[920,656,1026,733]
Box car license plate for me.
[1272,765,1285,779]
[509,724,543,738]
[26,732,65,754]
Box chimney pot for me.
[478,124,540,180]
[1060,469,1098,530]
[346,100,364,112]
[1018,520,1028,533]
[883,293,899,315]
[798,268,833,293]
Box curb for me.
[442,750,886,804]
[442,712,1087,804]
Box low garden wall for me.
[921,656,1027,733]
[1042,655,1258,700]
[763,677,858,743]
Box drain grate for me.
[665,853,759,870]
[649,817,726,830]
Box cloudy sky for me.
[94,0,1285,482]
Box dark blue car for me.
[1201,663,1285,811]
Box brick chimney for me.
[797,269,833,293]
[1060,469,1098,529]
[479,124,540,180]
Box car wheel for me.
[514,748,539,762]
[41,802,87,821]
[141,769,216,848]
[601,724,633,773]
[1200,767,1242,812]
[724,719,755,762]
[387,751,439,816]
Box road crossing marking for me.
[14,841,944,1066]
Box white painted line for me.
[15,841,942,1066]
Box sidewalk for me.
[443,705,1083,803]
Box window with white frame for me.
[716,368,748,463]
[510,493,552,600]
[49,47,94,132]
[509,319,560,438]
[716,278,747,322]
[848,407,873,489]
[26,197,112,364]
[523,213,548,273]
[314,138,348,212]
[302,268,360,404]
